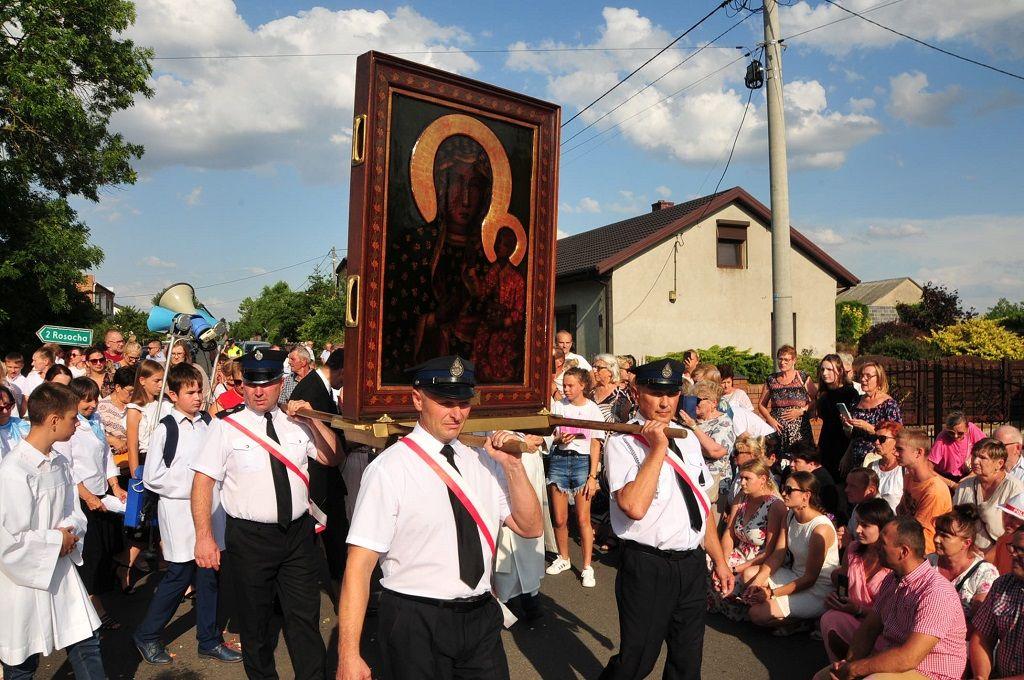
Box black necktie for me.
[265,413,292,529]
[667,439,704,533]
[441,444,485,588]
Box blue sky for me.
[74,0,1024,321]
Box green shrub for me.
[836,301,871,343]
[653,345,775,384]
[862,337,942,360]
[930,318,1024,360]
[857,321,924,354]
[796,349,821,377]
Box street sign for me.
[36,325,94,347]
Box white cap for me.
[998,492,1024,522]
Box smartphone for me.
[836,573,850,600]
[837,403,852,421]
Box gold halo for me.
[409,113,526,266]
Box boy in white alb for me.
[0,383,105,679]
[132,364,240,665]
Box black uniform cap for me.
[633,358,685,394]
[407,355,476,401]
[239,348,287,385]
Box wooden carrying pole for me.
[547,416,689,439]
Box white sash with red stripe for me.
[628,433,711,523]
[222,416,328,533]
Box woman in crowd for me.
[932,504,999,621]
[550,348,569,401]
[868,419,904,512]
[819,497,894,661]
[953,438,1024,553]
[840,360,903,473]
[589,353,630,423]
[930,411,988,490]
[209,359,243,416]
[757,345,816,458]
[67,347,88,377]
[546,367,605,589]
[211,353,230,399]
[83,345,112,397]
[719,364,753,411]
[713,459,786,619]
[122,341,142,369]
[53,377,128,628]
[0,384,29,457]
[679,380,733,515]
[615,355,638,418]
[726,434,775,506]
[44,364,74,385]
[97,366,135,470]
[742,471,840,635]
[815,354,859,479]
[125,358,170,477]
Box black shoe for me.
[198,644,243,663]
[134,638,172,665]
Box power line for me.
[150,45,741,61]
[780,0,907,42]
[561,12,755,147]
[821,0,1024,82]
[562,0,732,129]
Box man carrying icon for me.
[336,355,543,680]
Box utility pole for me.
[763,0,794,354]
[330,246,338,297]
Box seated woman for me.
[679,380,733,517]
[712,459,786,620]
[932,503,999,622]
[742,471,840,636]
[819,497,895,661]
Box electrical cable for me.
[562,0,732,129]
[780,0,907,42]
[561,12,755,147]
[821,0,1024,82]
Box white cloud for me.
[578,196,601,213]
[140,255,177,268]
[513,10,880,171]
[849,97,875,113]
[781,0,1024,58]
[866,223,924,238]
[183,185,203,206]
[655,185,671,198]
[806,228,846,245]
[117,1,478,183]
[86,194,141,223]
[887,71,962,127]
[557,228,569,239]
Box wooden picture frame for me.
[343,51,560,421]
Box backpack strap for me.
[161,414,179,467]
[198,411,212,425]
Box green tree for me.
[836,301,871,343]
[231,282,309,344]
[985,298,1024,336]
[896,281,974,333]
[92,305,155,347]
[930,318,1024,360]
[297,274,346,347]
[1,0,153,353]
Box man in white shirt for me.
[320,342,334,365]
[338,356,543,680]
[600,359,734,680]
[22,346,55,398]
[191,348,340,680]
[555,329,591,371]
[995,425,1024,483]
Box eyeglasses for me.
[860,373,879,381]
[87,358,106,365]
[870,434,895,443]
[125,355,140,360]
[780,486,806,496]
[0,402,13,411]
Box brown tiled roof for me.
[556,186,859,287]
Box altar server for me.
[133,363,241,665]
[600,360,735,680]
[0,383,106,678]
[338,356,543,680]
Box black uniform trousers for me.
[377,589,510,680]
[599,542,707,680]
[225,514,326,680]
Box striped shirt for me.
[872,560,967,680]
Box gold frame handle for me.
[351,114,367,166]
[345,275,360,328]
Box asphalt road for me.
[33,541,827,679]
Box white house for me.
[555,186,859,361]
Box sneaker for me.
[581,566,596,588]
[545,556,571,575]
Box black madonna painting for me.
[343,52,559,420]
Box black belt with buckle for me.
[622,539,699,561]
[384,589,492,612]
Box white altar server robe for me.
[0,440,100,665]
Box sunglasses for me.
[0,402,14,410]
[125,355,140,360]
[780,486,806,496]
[229,380,244,387]
[870,434,895,444]
[87,358,106,364]
[945,429,966,440]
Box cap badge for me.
[661,362,672,379]
[451,356,465,378]
[254,349,263,361]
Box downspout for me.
[603,275,614,354]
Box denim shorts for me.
[546,450,590,495]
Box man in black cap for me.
[337,356,543,680]
[599,359,735,680]
[189,348,341,680]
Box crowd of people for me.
[1,327,1024,680]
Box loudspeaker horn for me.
[158,283,198,315]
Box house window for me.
[717,222,747,269]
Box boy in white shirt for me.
[0,383,105,678]
[132,364,241,665]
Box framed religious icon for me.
[342,51,560,421]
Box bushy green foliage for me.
[986,298,1024,336]
[896,281,973,332]
[836,301,871,343]
[930,318,1024,360]
[862,337,942,360]
[231,274,345,346]
[857,321,924,354]
[796,349,821,377]
[92,306,156,346]
[655,345,775,384]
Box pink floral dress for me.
[727,495,781,568]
